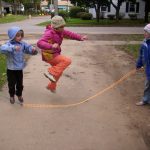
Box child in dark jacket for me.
[136,24,150,106]
[0,26,38,104]
[37,15,87,93]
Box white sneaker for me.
[136,101,147,106]
[44,72,56,82]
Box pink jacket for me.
[37,25,83,62]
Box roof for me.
[1,1,12,7]
[58,1,73,7]
[40,0,73,7]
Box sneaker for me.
[44,71,56,82]
[46,86,56,93]
[18,96,24,103]
[10,97,15,104]
[136,101,147,106]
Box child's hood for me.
[45,25,55,33]
[8,26,22,40]
[45,25,63,36]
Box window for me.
[126,2,139,13]
[101,6,107,12]
[129,3,135,12]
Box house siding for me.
[89,0,145,19]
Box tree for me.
[70,0,86,7]
[143,0,150,23]
[70,0,109,22]
[108,0,124,20]
[4,0,41,15]
[108,0,135,20]
[0,0,3,17]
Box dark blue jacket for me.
[136,39,150,80]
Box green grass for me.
[37,18,145,27]
[0,54,6,90]
[122,35,143,41]
[116,44,140,59]
[0,15,27,24]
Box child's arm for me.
[0,42,16,54]
[23,42,38,55]
[37,34,53,50]
[63,30,87,41]
[136,44,144,69]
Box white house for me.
[89,0,145,19]
[0,1,24,15]
[58,0,73,12]
[1,1,12,14]
[40,0,73,12]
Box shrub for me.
[119,13,125,20]
[58,10,69,21]
[80,12,93,20]
[100,12,105,19]
[107,14,115,20]
[76,12,86,18]
[128,13,137,20]
[69,6,85,18]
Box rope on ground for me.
[23,69,137,109]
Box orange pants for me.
[47,55,71,90]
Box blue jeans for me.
[143,79,150,104]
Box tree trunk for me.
[54,0,58,15]
[0,0,3,18]
[116,7,120,20]
[145,0,149,23]
[96,9,100,22]
[13,0,18,15]
[95,4,100,23]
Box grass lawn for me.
[0,54,6,90]
[38,18,145,27]
[0,15,27,24]
[116,44,140,59]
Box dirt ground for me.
[88,34,150,148]
[89,41,150,148]
[43,34,150,148]
[0,34,150,150]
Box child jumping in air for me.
[136,23,150,106]
[37,15,87,93]
[0,26,38,104]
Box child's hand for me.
[81,35,87,41]
[52,43,60,49]
[136,67,144,72]
[32,47,38,55]
[15,46,21,51]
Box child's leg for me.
[143,79,150,104]
[7,69,16,104]
[48,55,71,80]
[47,82,56,91]
[7,69,16,97]
[47,55,71,90]
[16,70,23,97]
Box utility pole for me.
[54,0,58,15]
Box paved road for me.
[0,16,143,34]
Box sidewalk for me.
[0,16,143,35]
